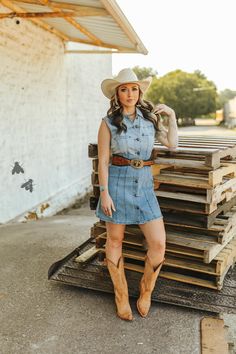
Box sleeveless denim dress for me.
[95,108,163,224]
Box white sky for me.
[113,0,236,91]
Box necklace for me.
[126,111,136,116]
[124,110,136,120]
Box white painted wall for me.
[0,5,111,224]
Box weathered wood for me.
[74,246,101,264]
[93,223,236,265]
[156,163,236,189]
[0,11,75,18]
[165,207,236,244]
[161,196,236,228]
[201,317,229,354]
[98,245,234,277]
[48,239,236,314]
[89,138,236,169]
[155,163,236,189]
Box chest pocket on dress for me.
[141,124,154,136]
[141,124,155,157]
[114,132,128,154]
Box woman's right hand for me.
[101,192,116,217]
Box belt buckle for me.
[130,159,144,169]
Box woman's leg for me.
[139,217,166,268]
[137,217,166,317]
[105,222,133,321]
[105,222,126,266]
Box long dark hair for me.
[106,88,161,134]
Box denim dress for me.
[95,108,163,224]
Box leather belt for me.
[111,155,154,169]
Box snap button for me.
[136,151,140,155]
[136,138,140,141]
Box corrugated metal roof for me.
[0,0,148,54]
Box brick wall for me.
[0,5,111,223]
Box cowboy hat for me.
[101,68,152,99]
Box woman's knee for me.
[106,233,123,248]
[106,224,125,248]
[149,236,166,251]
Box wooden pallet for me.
[88,138,236,169]
[96,238,236,277]
[161,196,236,228]
[155,164,236,188]
[165,206,236,244]
[157,188,236,214]
[48,238,236,313]
[92,221,236,264]
[154,146,236,170]
[96,236,236,290]
[156,181,236,206]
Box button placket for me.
[134,119,141,157]
[133,177,141,197]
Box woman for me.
[96,68,178,321]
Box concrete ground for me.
[0,122,235,354]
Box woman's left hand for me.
[154,104,175,119]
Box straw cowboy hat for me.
[101,68,152,99]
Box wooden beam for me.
[49,2,108,16]
[65,50,117,54]
[12,0,109,16]
[38,0,103,45]
[65,50,140,54]
[67,36,135,53]
[0,11,76,18]
[0,0,69,41]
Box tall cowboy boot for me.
[106,256,133,321]
[137,256,165,318]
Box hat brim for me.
[101,76,152,99]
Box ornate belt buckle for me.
[130,159,144,169]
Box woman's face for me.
[117,83,140,109]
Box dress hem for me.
[97,215,163,225]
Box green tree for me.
[146,69,217,118]
[218,89,236,108]
[132,66,157,80]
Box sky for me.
[113,0,236,92]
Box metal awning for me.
[0,0,148,54]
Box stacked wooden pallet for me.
[89,136,236,290]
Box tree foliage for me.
[218,89,236,108]
[132,66,158,80]
[145,69,217,118]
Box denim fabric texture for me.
[95,108,163,224]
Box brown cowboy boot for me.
[106,256,133,321]
[137,256,165,317]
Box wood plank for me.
[48,239,236,313]
[201,317,229,354]
[161,196,236,228]
[94,225,236,265]
[0,11,76,18]
[74,246,100,263]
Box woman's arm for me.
[154,105,178,150]
[97,120,111,192]
[97,120,116,216]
